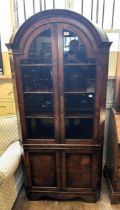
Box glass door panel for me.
[21,30,52,64]
[64,30,87,63]
[24,93,53,116]
[26,118,54,139]
[63,29,96,141]
[20,28,58,140]
[65,118,94,139]
[65,93,95,116]
[64,65,96,92]
[21,66,53,92]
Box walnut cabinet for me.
[104,109,120,203]
[7,9,111,202]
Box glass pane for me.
[26,118,54,139]
[64,65,96,92]
[63,30,95,140]
[21,66,53,92]
[64,30,87,63]
[21,30,52,64]
[20,29,55,139]
[65,93,95,116]
[24,94,53,116]
[65,118,94,139]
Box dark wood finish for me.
[25,149,60,190]
[7,9,111,202]
[104,108,120,203]
[64,152,93,189]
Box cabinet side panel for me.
[106,110,118,189]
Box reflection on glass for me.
[63,30,96,92]
[21,66,53,92]
[24,94,53,116]
[65,118,93,139]
[26,118,54,139]
[64,30,87,63]
[21,30,52,64]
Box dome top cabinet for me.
[7,9,111,202]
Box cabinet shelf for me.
[64,63,96,66]
[24,91,53,94]
[64,89,95,94]
[21,63,96,67]
[21,63,52,67]
[26,114,53,118]
[65,114,94,118]
[26,113,94,119]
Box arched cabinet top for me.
[7,9,111,52]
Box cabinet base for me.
[104,166,120,204]
[26,190,100,202]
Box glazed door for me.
[19,25,60,143]
[57,25,97,144]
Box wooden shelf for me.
[64,89,95,94]
[21,61,96,67]
[64,63,96,66]
[26,113,54,118]
[21,63,52,67]
[65,113,94,118]
[24,91,53,94]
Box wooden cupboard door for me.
[61,149,100,191]
[24,149,60,191]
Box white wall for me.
[0,0,120,78]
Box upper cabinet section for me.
[7,9,112,143]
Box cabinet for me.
[104,29,120,203]
[104,109,120,203]
[7,9,111,202]
[105,51,120,203]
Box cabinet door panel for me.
[24,149,60,190]
[19,25,60,143]
[57,26,96,144]
[66,153,91,188]
[62,150,99,191]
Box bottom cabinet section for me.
[23,146,102,202]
